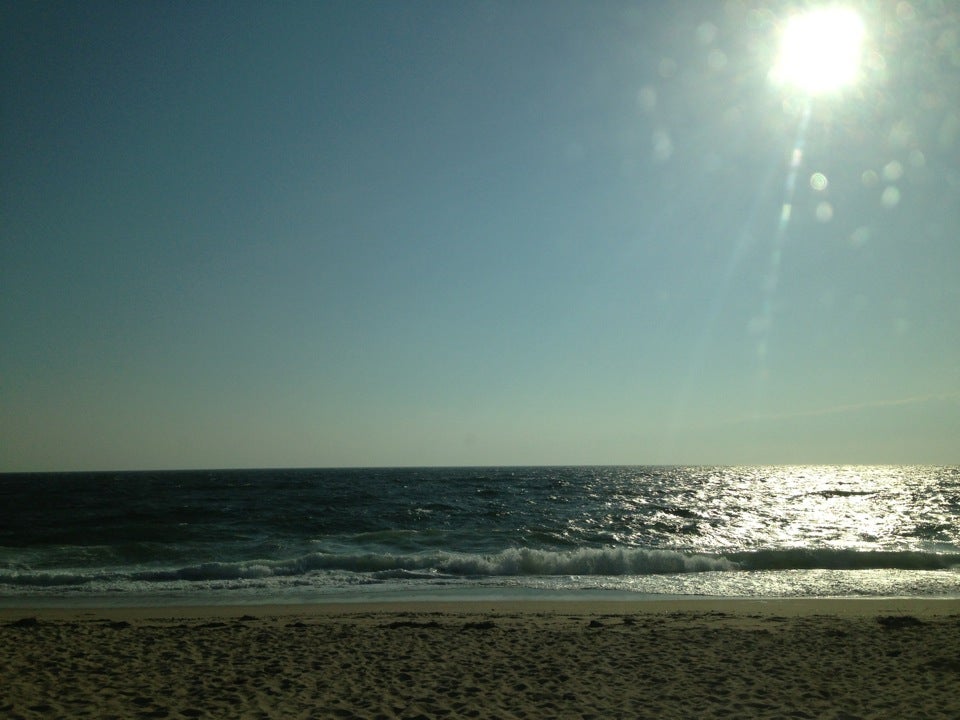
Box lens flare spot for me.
[815,201,834,222]
[896,2,916,21]
[637,86,657,113]
[658,57,678,79]
[851,226,871,247]
[881,186,901,208]
[810,172,829,191]
[652,129,673,162]
[883,160,904,181]
[780,203,792,224]
[696,22,718,46]
[708,49,728,71]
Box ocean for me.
[1,466,958,606]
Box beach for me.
[2,599,959,719]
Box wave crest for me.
[2,547,957,588]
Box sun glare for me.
[772,7,866,95]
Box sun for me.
[771,7,866,95]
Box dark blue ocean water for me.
[1,466,959,605]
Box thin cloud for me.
[732,391,960,426]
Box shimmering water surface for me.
[1,466,958,605]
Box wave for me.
[0,570,111,587]
[2,547,958,588]
[731,548,960,571]
[127,548,737,583]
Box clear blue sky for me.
[2,1,958,470]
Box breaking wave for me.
[3,546,959,588]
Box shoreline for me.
[3,595,960,622]
[4,598,960,719]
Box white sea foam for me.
[5,547,959,591]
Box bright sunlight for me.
[772,7,866,94]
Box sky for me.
[2,0,958,471]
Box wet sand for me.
[2,598,959,719]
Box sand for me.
[2,598,959,719]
